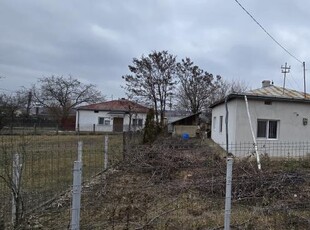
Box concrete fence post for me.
[70,161,82,230]
[104,135,109,170]
[70,141,83,230]
[77,141,83,162]
[224,157,233,230]
[12,153,21,225]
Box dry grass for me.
[16,137,310,229]
[0,133,123,228]
[1,135,309,229]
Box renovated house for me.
[210,80,310,156]
[76,99,149,132]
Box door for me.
[113,117,124,132]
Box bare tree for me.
[176,58,222,114]
[0,91,28,130]
[32,75,103,128]
[122,51,177,127]
[211,79,249,103]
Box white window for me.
[219,116,223,133]
[98,117,110,125]
[133,118,143,127]
[213,116,216,130]
[257,119,279,139]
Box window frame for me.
[219,116,223,133]
[213,116,217,130]
[98,117,111,126]
[132,118,143,127]
[257,119,279,139]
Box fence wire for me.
[1,133,310,229]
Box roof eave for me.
[209,93,310,108]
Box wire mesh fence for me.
[1,133,310,229]
[0,133,123,229]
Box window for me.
[264,100,272,105]
[98,117,104,125]
[133,118,143,127]
[213,117,216,130]
[104,119,111,126]
[257,119,278,139]
[98,117,110,125]
[94,110,99,113]
[219,116,223,132]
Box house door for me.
[113,118,124,132]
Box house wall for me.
[76,110,147,132]
[235,98,310,156]
[211,100,238,146]
[173,125,198,137]
[212,98,310,157]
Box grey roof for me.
[210,85,310,108]
[245,85,310,99]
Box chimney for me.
[262,80,271,88]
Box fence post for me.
[77,141,83,162]
[70,161,82,230]
[12,153,21,225]
[104,135,109,170]
[123,132,126,161]
[224,157,233,230]
[93,124,96,133]
[71,141,83,230]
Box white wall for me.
[211,100,238,146]
[76,110,147,132]
[212,98,310,157]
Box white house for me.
[210,80,310,157]
[76,99,149,132]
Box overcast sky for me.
[1,0,309,99]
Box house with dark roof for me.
[210,80,310,156]
[76,99,149,132]
[169,112,201,137]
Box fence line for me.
[0,134,123,229]
[1,135,310,229]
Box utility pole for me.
[281,62,290,94]
[303,62,306,98]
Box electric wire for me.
[234,0,303,64]
[290,72,303,92]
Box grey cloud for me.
[1,0,310,97]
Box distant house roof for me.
[76,99,150,113]
[170,112,201,125]
[210,81,310,108]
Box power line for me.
[234,0,303,64]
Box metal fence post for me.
[104,135,109,170]
[224,157,233,230]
